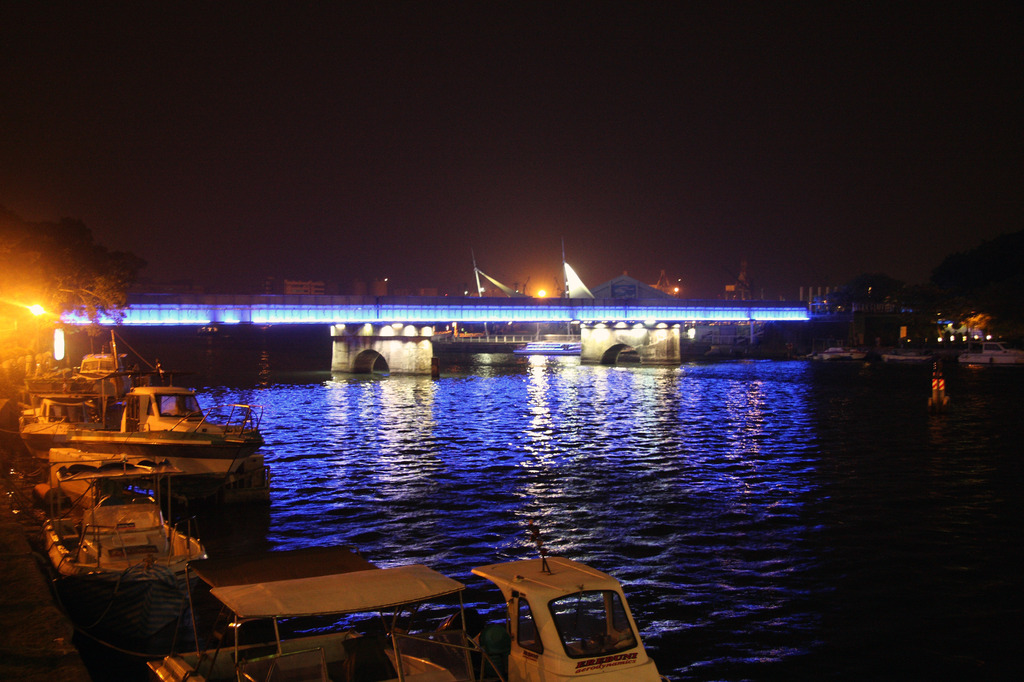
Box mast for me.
[471,249,483,298]
[561,238,569,298]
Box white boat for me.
[43,457,207,646]
[472,557,662,682]
[958,341,1024,365]
[18,393,107,457]
[20,342,133,457]
[810,346,868,361]
[64,385,265,478]
[148,550,662,682]
[514,341,582,356]
[881,349,934,364]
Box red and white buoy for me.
[928,361,949,413]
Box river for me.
[78,329,1024,679]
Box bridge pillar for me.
[580,323,682,365]
[331,323,435,375]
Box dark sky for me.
[2,2,1022,298]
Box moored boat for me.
[881,349,934,363]
[810,346,867,361]
[65,385,265,479]
[148,549,662,682]
[514,341,582,356]
[43,457,207,648]
[18,393,107,457]
[20,339,133,457]
[958,341,1024,365]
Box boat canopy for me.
[189,546,377,587]
[211,564,465,619]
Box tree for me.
[830,273,904,307]
[929,229,1024,339]
[0,206,145,325]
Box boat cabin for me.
[31,395,102,424]
[473,557,662,682]
[122,386,204,432]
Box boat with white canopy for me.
[42,455,206,647]
[148,548,663,682]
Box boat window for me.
[157,394,202,417]
[516,597,543,653]
[549,590,638,658]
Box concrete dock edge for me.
[1,451,93,681]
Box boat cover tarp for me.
[55,460,182,481]
[210,564,465,619]
[190,546,377,588]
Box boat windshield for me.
[550,590,638,658]
[157,394,202,417]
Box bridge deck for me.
[66,294,810,325]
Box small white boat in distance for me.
[514,341,582,356]
[810,346,867,361]
[149,550,662,682]
[958,341,1024,365]
[881,349,934,364]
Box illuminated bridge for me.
[71,294,810,374]
[75,293,810,326]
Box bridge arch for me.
[350,349,389,374]
[598,343,636,365]
[580,323,682,366]
[331,323,434,375]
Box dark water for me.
[86,330,1024,680]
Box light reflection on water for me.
[196,357,1021,680]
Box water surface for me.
[184,352,1021,680]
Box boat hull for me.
[20,423,72,458]
[54,563,190,642]
[67,432,263,476]
[958,353,1024,365]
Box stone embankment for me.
[0,436,92,681]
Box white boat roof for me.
[190,546,377,587]
[472,557,623,600]
[211,564,465,619]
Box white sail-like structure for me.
[563,262,594,299]
[476,269,527,297]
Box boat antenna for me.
[527,520,551,573]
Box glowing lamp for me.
[53,328,65,361]
[29,304,46,316]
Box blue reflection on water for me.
[196,357,1021,680]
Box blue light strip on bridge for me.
[62,294,810,325]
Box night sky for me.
[3,2,1021,299]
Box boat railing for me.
[238,645,330,682]
[207,403,264,436]
[171,516,203,559]
[393,629,503,682]
[185,403,263,436]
